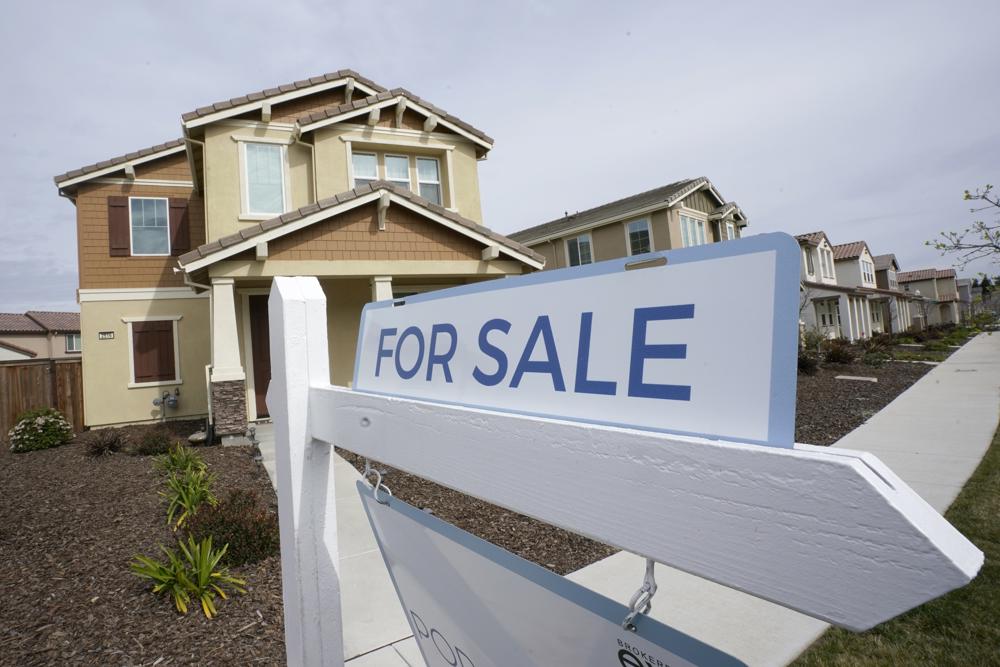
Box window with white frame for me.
[65,333,81,353]
[385,155,411,191]
[130,197,170,256]
[565,233,593,267]
[416,157,442,205]
[888,270,897,289]
[820,248,835,279]
[861,260,875,284]
[725,221,737,240]
[351,152,378,188]
[626,219,652,255]
[804,248,815,275]
[243,142,286,216]
[679,214,706,247]
[815,300,840,328]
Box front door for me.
[248,295,271,419]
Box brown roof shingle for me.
[177,181,542,268]
[296,87,494,146]
[936,268,957,279]
[54,138,185,186]
[897,269,938,282]
[508,178,708,244]
[0,314,45,334]
[181,69,387,122]
[794,231,829,247]
[831,241,870,261]
[26,311,80,333]
[872,253,898,271]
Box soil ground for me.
[0,359,934,665]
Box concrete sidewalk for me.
[568,332,1000,667]
[257,332,999,666]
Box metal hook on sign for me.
[362,459,392,505]
[622,559,658,632]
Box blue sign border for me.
[358,481,747,667]
[353,232,800,447]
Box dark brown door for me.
[248,295,271,419]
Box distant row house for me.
[796,231,960,340]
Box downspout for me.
[292,124,319,203]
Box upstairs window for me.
[243,143,285,216]
[352,152,378,188]
[566,234,593,267]
[65,333,81,353]
[385,155,411,190]
[820,248,835,279]
[130,197,170,256]
[725,221,737,240]
[417,157,442,205]
[626,219,652,255]
[680,214,706,247]
[804,249,815,275]
[889,270,897,289]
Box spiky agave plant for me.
[154,443,207,476]
[162,467,217,530]
[131,536,245,618]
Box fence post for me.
[267,276,343,666]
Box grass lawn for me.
[793,423,1000,666]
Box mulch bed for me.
[0,420,285,666]
[0,358,935,664]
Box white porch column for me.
[862,299,872,338]
[211,277,245,381]
[837,294,852,341]
[371,275,393,302]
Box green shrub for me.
[896,336,916,344]
[185,489,280,566]
[800,328,826,355]
[131,427,174,456]
[924,340,949,352]
[84,428,126,457]
[131,536,246,618]
[155,443,206,476]
[797,353,819,375]
[8,408,74,453]
[162,467,217,530]
[822,340,855,364]
[862,352,891,367]
[861,336,889,354]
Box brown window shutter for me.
[131,321,176,383]
[108,196,130,256]
[169,198,190,256]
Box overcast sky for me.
[1,0,997,312]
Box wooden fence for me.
[0,359,84,437]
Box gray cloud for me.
[2,0,998,313]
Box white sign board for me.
[358,482,747,667]
[354,233,801,447]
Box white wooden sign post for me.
[268,234,983,666]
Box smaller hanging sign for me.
[358,481,746,667]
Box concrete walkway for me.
[256,332,1000,666]
[568,332,1000,667]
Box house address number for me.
[98,331,115,340]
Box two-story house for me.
[54,69,543,439]
[898,268,961,327]
[830,241,883,337]
[871,254,914,333]
[506,178,747,268]
[0,311,81,361]
[797,232,856,339]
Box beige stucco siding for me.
[202,124,313,243]
[322,278,371,387]
[650,209,673,251]
[0,333,80,359]
[592,221,628,261]
[80,297,210,427]
[75,180,205,289]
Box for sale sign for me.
[354,233,801,446]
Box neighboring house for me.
[797,232,866,341]
[871,254,915,333]
[54,69,543,436]
[507,177,747,268]
[0,311,81,360]
[898,268,961,327]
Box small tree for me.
[929,184,999,268]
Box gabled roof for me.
[177,181,543,272]
[26,311,80,333]
[0,313,45,334]
[708,202,745,221]
[0,340,37,359]
[54,138,186,188]
[296,87,493,150]
[181,68,385,126]
[831,241,871,261]
[508,177,739,244]
[794,231,831,247]
[898,269,937,283]
[872,253,899,272]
